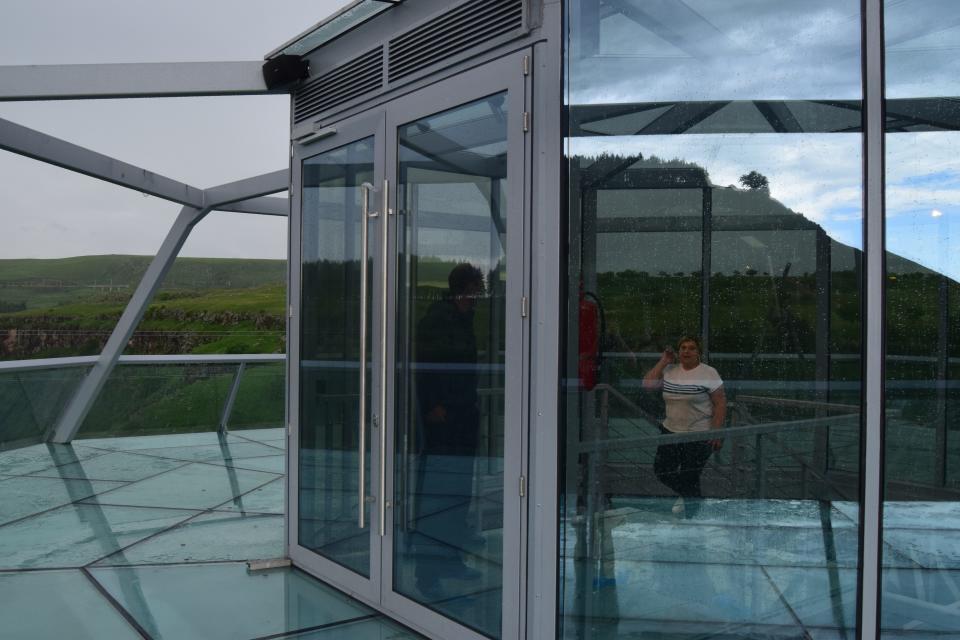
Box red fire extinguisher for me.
[578,285,604,391]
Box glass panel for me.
[0,570,141,639]
[882,2,960,635]
[94,511,283,566]
[299,137,374,577]
[0,503,195,569]
[394,93,508,638]
[273,1,392,57]
[87,563,377,640]
[562,2,864,638]
[77,363,238,438]
[0,366,89,449]
[228,362,286,430]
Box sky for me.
[2,0,957,281]
[0,0,353,261]
[568,0,960,281]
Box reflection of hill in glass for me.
[573,153,958,363]
[575,152,954,280]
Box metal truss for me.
[0,63,292,443]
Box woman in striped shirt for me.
[642,335,726,518]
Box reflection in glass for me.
[394,93,508,638]
[0,366,89,448]
[562,2,863,638]
[299,137,374,576]
[882,2,960,635]
[79,363,238,438]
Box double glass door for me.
[291,53,527,640]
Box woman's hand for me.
[659,347,676,366]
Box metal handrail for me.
[576,411,859,455]
[0,353,284,373]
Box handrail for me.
[735,394,859,414]
[575,412,860,455]
[0,353,285,373]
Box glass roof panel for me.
[269,0,393,58]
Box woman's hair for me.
[676,335,703,353]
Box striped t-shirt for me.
[661,363,723,433]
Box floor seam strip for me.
[80,566,154,640]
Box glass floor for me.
[0,428,422,640]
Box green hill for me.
[0,255,287,360]
[0,255,285,310]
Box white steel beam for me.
[216,196,289,217]
[0,62,276,101]
[0,116,205,207]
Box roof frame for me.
[0,62,275,101]
[0,62,293,443]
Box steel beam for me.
[49,167,292,444]
[0,116,204,207]
[216,196,289,216]
[204,169,290,207]
[0,62,275,101]
[860,0,885,635]
[49,205,209,443]
[218,363,247,434]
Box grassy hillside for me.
[0,256,287,360]
[0,255,285,310]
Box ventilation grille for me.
[294,47,383,124]
[388,0,523,83]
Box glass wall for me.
[882,1,960,634]
[561,2,864,637]
[299,137,374,576]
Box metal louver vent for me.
[388,0,523,83]
[293,47,383,124]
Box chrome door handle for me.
[379,178,390,537]
[358,181,375,529]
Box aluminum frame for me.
[289,50,531,640]
[860,0,886,635]
[288,108,387,607]
[0,62,273,100]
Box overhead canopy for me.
[266,0,402,60]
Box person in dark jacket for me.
[413,263,485,599]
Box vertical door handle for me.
[379,178,390,537]
[358,182,375,529]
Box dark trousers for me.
[654,429,714,499]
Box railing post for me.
[218,362,247,434]
[755,433,765,498]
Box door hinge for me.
[288,305,294,319]
[522,55,530,76]
[522,111,530,133]
[521,296,529,318]
[519,475,526,497]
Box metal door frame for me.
[379,50,530,640]
[288,108,387,605]
[289,50,531,640]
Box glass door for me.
[292,51,528,640]
[382,52,527,640]
[290,110,385,603]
